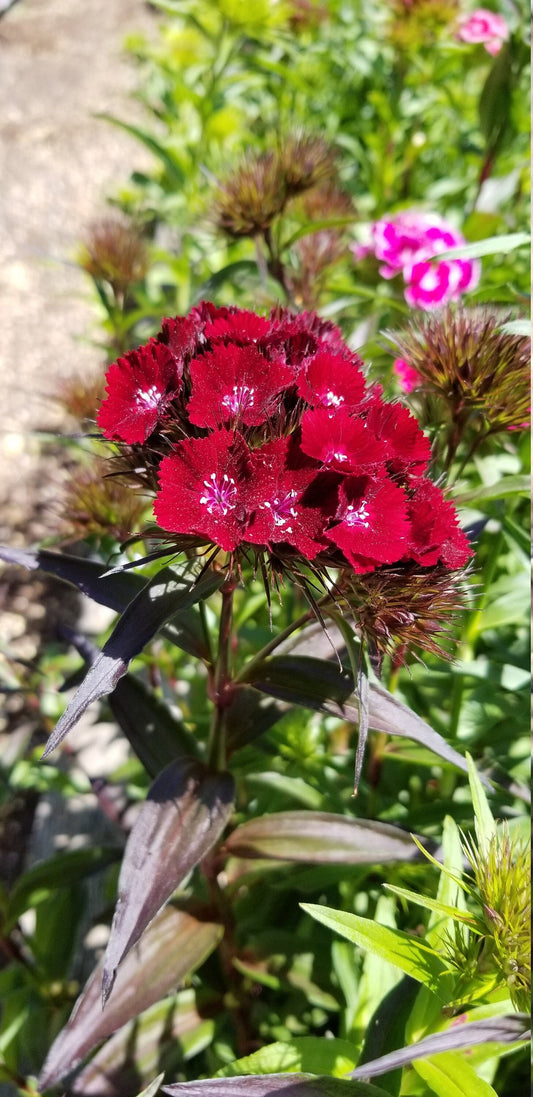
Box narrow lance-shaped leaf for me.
[225,812,434,865]
[102,758,234,1004]
[241,655,489,785]
[301,904,453,1002]
[0,545,213,659]
[38,906,222,1089]
[349,1015,529,1080]
[163,1076,391,1096]
[42,566,223,757]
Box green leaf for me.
[301,905,453,1002]
[226,812,427,864]
[215,1035,359,1077]
[453,475,530,505]
[413,1052,498,1097]
[97,113,186,185]
[7,846,121,927]
[134,1077,165,1097]
[102,759,234,1003]
[498,320,531,337]
[39,907,222,1089]
[467,752,496,856]
[431,232,529,263]
[383,885,477,929]
[479,42,512,148]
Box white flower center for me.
[200,472,238,515]
[344,500,370,528]
[262,489,298,530]
[135,384,161,409]
[323,390,344,408]
[221,384,255,415]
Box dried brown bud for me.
[279,132,337,198]
[59,463,148,545]
[55,373,106,427]
[78,218,148,293]
[213,152,288,238]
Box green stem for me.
[233,605,316,684]
[207,579,237,770]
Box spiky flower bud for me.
[59,463,148,546]
[213,152,288,238]
[78,218,148,294]
[390,308,530,435]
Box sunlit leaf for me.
[301,905,453,1001]
[102,758,234,1003]
[38,907,222,1088]
[163,1075,390,1095]
[225,812,427,864]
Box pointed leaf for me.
[7,845,121,927]
[383,884,477,928]
[102,758,234,1003]
[242,656,486,784]
[38,906,222,1088]
[225,812,428,864]
[163,1076,390,1096]
[0,545,214,659]
[135,1078,165,1097]
[414,1052,498,1097]
[108,673,200,777]
[215,1035,359,1078]
[467,753,496,857]
[72,993,215,1096]
[350,1015,529,1080]
[97,113,186,185]
[301,905,453,1001]
[42,566,223,756]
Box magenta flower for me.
[98,302,472,583]
[393,358,421,393]
[456,9,509,55]
[353,210,480,310]
[97,342,181,444]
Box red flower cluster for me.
[97,302,471,576]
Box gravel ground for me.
[0,0,156,542]
[0,0,160,909]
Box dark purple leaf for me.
[225,812,430,864]
[0,545,212,659]
[70,993,214,1096]
[102,758,234,1004]
[350,1014,529,1080]
[242,656,490,785]
[38,906,222,1089]
[42,566,223,757]
[163,1076,388,1096]
[109,674,200,776]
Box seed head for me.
[78,217,148,294]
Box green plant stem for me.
[207,579,237,770]
[233,605,316,684]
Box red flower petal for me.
[154,430,251,552]
[407,480,473,567]
[97,342,181,444]
[300,407,388,473]
[158,314,204,368]
[242,438,327,559]
[187,343,293,428]
[365,402,431,474]
[204,308,271,344]
[328,475,411,572]
[297,352,366,409]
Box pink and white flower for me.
[456,9,509,55]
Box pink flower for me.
[393,358,421,393]
[456,9,509,55]
[353,210,480,310]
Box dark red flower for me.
[187,343,294,429]
[204,308,272,345]
[407,480,473,568]
[297,351,366,409]
[97,342,181,444]
[154,430,251,552]
[300,407,388,474]
[328,475,411,572]
[243,438,327,558]
[158,314,204,367]
[365,402,431,475]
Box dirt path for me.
[0,0,157,541]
